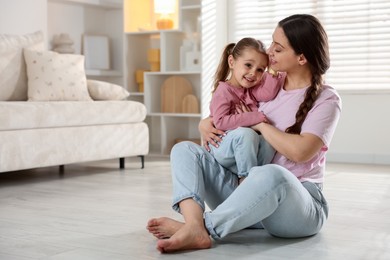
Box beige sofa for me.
[0,31,149,172]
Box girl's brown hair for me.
[279,14,330,134]
[212,37,267,93]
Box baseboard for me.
[327,152,390,165]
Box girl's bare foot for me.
[156,222,212,253]
[147,217,184,239]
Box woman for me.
[147,14,342,253]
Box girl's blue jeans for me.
[170,134,328,240]
[209,127,275,178]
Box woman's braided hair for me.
[279,14,330,134]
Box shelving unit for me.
[48,0,123,85]
[124,0,202,155]
[49,0,122,9]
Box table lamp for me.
[154,0,175,30]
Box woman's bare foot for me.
[156,222,212,253]
[147,217,184,239]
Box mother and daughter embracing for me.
[146,14,342,253]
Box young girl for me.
[209,37,283,180]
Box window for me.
[228,0,390,90]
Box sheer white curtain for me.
[228,0,390,90]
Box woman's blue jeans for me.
[209,127,276,178]
[170,138,328,240]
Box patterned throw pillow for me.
[24,49,92,101]
[87,79,130,100]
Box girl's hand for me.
[198,117,225,151]
[237,102,270,125]
[235,101,251,114]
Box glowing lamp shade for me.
[154,0,175,30]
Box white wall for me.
[0,0,47,38]
[327,91,390,165]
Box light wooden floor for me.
[0,156,389,260]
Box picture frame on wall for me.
[82,35,110,70]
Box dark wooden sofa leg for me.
[120,156,145,169]
[119,157,125,169]
[138,155,145,169]
[59,165,65,177]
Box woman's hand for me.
[253,122,325,163]
[251,122,264,132]
[198,117,225,151]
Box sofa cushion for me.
[0,101,147,131]
[87,79,130,100]
[0,31,44,101]
[24,49,92,101]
